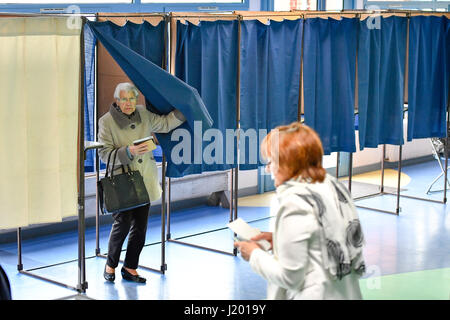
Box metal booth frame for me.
[345,11,450,215]
[93,13,171,275]
[164,12,242,257]
[15,15,94,294]
[162,11,322,256]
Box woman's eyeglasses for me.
[119,97,136,103]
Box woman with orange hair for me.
[234,122,365,299]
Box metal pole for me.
[349,15,358,193]
[381,145,386,193]
[166,14,173,241]
[95,152,100,255]
[161,155,167,273]
[396,145,403,215]
[94,12,101,257]
[162,15,171,254]
[229,169,234,223]
[77,20,88,293]
[348,153,353,192]
[336,152,340,178]
[444,79,449,203]
[232,16,242,256]
[298,17,304,125]
[17,228,23,271]
[167,177,171,240]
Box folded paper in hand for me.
[227,218,271,251]
[133,136,156,151]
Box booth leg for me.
[348,153,353,192]
[161,158,167,273]
[233,167,239,256]
[166,177,171,241]
[229,168,234,223]
[381,145,386,193]
[95,152,101,256]
[395,145,403,215]
[336,152,340,178]
[17,228,23,271]
[444,110,449,204]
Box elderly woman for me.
[98,82,185,283]
[234,122,365,299]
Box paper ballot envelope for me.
[227,218,271,251]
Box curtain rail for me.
[1,11,447,20]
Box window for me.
[274,0,317,11]
[0,0,131,3]
[326,0,343,10]
[364,0,449,11]
[366,0,432,1]
[142,0,242,2]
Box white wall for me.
[353,117,433,169]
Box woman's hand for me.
[234,241,261,261]
[251,232,273,250]
[128,142,150,156]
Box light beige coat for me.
[98,104,184,202]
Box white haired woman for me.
[98,82,186,283]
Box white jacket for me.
[249,175,364,300]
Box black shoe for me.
[121,267,146,283]
[103,265,115,282]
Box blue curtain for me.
[357,16,407,150]
[239,19,303,170]
[91,20,165,67]
[447,18,450,106]
[448,18,450,106]
[303,18,358,155]
[89,20,166,115]
[175,20,238,173]
[84,24,96,172]
[408,16,449,141]
[84,20,166,172]
[88,20,214,178]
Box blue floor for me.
[0,160,448,300]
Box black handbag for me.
[98,148,150,214]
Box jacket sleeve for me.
[249,196,317,291]
[97,116,132,167]
[148,109,186,134]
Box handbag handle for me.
[106,148,134,178]
[105,148,116,178]
[112,148,132,178]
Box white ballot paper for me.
[227,218,271,251]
